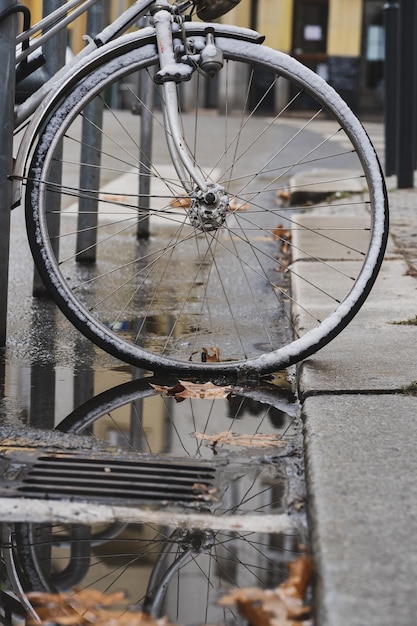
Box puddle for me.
[0,366,307,625]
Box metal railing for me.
[0,0,110,343]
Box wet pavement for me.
[2,190,309,621]
[1,97,325,621]
[2,110,414,626]
[0,371,305,624]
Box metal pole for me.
[383,2,399,177]
[33,0,67,296]
[76,0,109,262]
[137,68,155,238]
[0,1,18,346]
[397,0,417,188]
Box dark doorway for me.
[358,0,384,115]
[291,0,329,109]
[248,0,276,113]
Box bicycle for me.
[11,0,388,379]
[1,375,304,624]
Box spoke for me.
[234,211,362,279]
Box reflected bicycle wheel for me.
[6,376,304,625]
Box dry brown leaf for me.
[273,224,285,238]
[169,196,249,212]
[201,346,221,362]
[229,197,249,211]
[98,193,127,203]
[274,259,290,273]
[26,589,176,626]
[192,482,218,500]
[405,265,417,277]
[176,380,233,400]
[220,555,313,625]
[149,382,187,399]
[277,188,291,201]
[193,431,285,449]
[170,195,191,208]
[150,380,233,401]
[281,554,313,601]
[273,224,292,275]
[273,224,292,243]
[189,346,221,362]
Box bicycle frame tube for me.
[153,9,209,193]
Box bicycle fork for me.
[152,7,229,231]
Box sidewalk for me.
[291,172,417,625]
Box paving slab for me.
[289,185,417,396]
[289,169,367,205]
[291,214,371,263]
[303,394,417,626]
[295,258,417,395]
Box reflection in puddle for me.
[0,371,306,625]
[105,313,207,348]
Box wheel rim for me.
[26,38,388,375]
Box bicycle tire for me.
[24,28,388,377]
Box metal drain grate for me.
[0,447,218,508]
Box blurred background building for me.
[20,0,385,116]
[229,0,385,116]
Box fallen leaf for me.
[274,259,290,273]
[229,197,249,211]
[99,193,127,203]
[150,382,188,400]
[150,380,234,401]
[201,346,221,362]
[192,482,218,500]
[189,346,221,362]
[26,589,176,626]
[170,195,191,208]
[28,589,126,613]
[273,224,292,244]
[273,224,292,274]
[405,265,417,277]
[193,431,285,449]
[220,554,313,625]
[277,188,291,201]
[281,554,313,601]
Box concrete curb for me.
[290,173,417,625]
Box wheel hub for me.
[188,185,229,232]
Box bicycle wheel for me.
[7,377,304,625]
[24,28,388,376]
